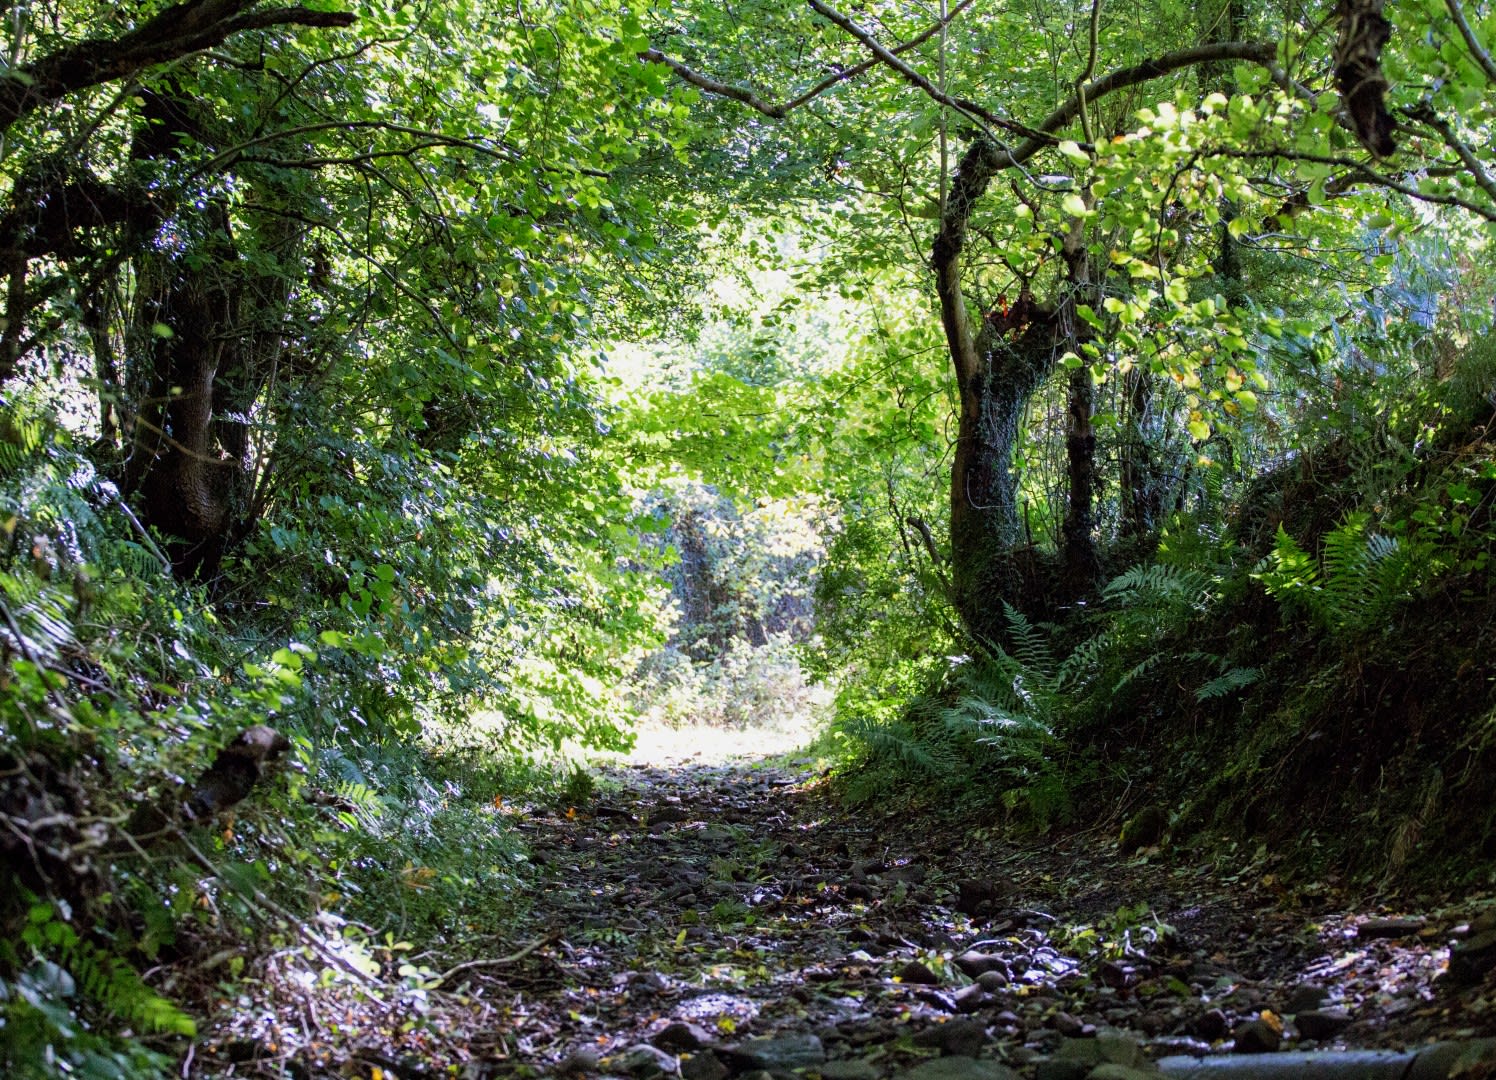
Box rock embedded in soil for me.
[655,1021,716,1052]
[1033,1063,1089,1080]
[682,1053,732,1080]
[975,970,1009,991]
[952,983,987,1013]
[819,1061,882,1080]
[894,1056,1019,1080]
[729,1034,827,1071]
[618,1044,680,1076]
[955,880,1006,916]
[1189,1009,1228,1042]
[1355,916,1427,939]
[1448,929,1496,985]
[1282,984,1329,1014]
[1232,1019,1282,1054]
[955,952,1007,978]
[898,960,942,985]
[913,1019,989,1057]
[1049,1012,1086,1038]
[557,1047,602,1074]
[1294,1007,1352,1041]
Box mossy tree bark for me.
[935,140,1101,636]
[122,89,299,578]
[935,139,1062,638]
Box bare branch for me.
[1076,0,1104,145]
[431,933,559,989]
[638,48,790,117]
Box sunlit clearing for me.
[603,706,830,766]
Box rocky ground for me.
[191,759,1496,1078]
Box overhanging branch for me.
[1445,0,1496,86]
[976,39,1279,170]
[640,0,978,120]
[0,1,355,135]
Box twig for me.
[1076,0,1104,146]
[430,932,559,989]
[175,831,379,986]
[95,483,172,574]
[807,0,1016,138]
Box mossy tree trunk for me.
[935,139,1100,637]
[121,89,298,579]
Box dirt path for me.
[490,761,1494,1072]
[192,759,1496,1077]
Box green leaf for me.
[1057,140,1090,165]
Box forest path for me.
[193,757,1494,1077]
[473,760,1492,1078]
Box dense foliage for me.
[5,0,1496,1071]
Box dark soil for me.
[189,759,1496,1078]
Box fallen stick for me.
[429,933,559,989]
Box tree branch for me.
[1016,41,1278,164]
[1403,103,1496,209]
[1444,0,1496,86]
[806,0,1027,138]
[0,1,354,135]
[809,1,1276,168]
[640,0,978,120]
[1209,144,1496,222]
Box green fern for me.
[1112,652,1163,694]
[836,712,961,782]
[1000,602,1056,679]
[1057,629,1111,690]
[64,938,197,1036]
[1195,665,1262,701]
[1103,563,1209,607]
[1255,514,1420,636]
[22,906,196,1037]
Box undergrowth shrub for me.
[625,480,830,734]
[631,635,829,729]
[0,395,651,1069]
[833,605,1079,827]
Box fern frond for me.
[1057,630,1110,690]
[1113,653,1162,694]
[1195,666,1262,701]
[65,939,197,1036]
[1104,563,1208,605]
[1001,602,1055,679]
[837,713,959,779]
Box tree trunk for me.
[1119,367,1162,540]
[1058,215,1099,596]
[125,214,249,578]
[121,89,295,578]
[1062,363,1099,592]
[934,139,1063,637]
